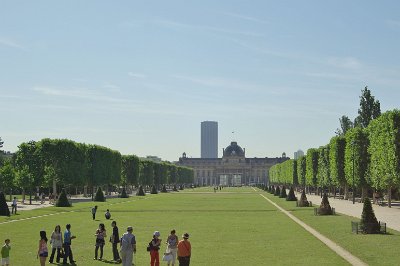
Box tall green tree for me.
[336,115,353,136]
[0,159,15,198]
[305,148,319,188]
[317,145,330,189]
[329,136,347,194]
[354,86,381,128]
[14,141,43,204]
[139,160,154,186]
[297,156,306,187]
[344,127,370,200]
[121,155,140,186]
[367,110,400,207]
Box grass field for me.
[0,187,398,265]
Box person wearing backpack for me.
[120,226,136,266]
[148,231,161,266]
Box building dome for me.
[223,141,245,157]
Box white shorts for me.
[1,257,10,265]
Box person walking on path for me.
[110,221,120,262]
[37,231,48,266]
[149,231,161,266]
[177,233,191,266]
[1,239,11,266]
[63,224,76,265]
[11,197,17,215]
[91,206,98,221]
[166,230,178,266]
[49,225,63,264]
[94,223,106,260]
[120,226,136,266]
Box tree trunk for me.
[53,179,57,198]
[388,186,392,208]
[22,189,25,204]
[344,184,349,200]
[361,186,367,201]
[83,186,87,197]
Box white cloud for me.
[326,56,364,71]
[155,19,264,37]
[0,38,26,50]
[32,86,127,103]
[128,72,147,78]
[386,19,400,28]
[221,12,269,24]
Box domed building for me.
[178,141,288,186]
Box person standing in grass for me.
[49,225,63,264]
[177,233,191,266]
[166,230,178,266]
[94,223,106,260]
[110,221,120,262]
[149,231,161,266]
[1,239,11,266]
[63,224,76,265]
[37,231,48,266]
[120,226,136,266]
[91,206,98,220]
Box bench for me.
[351,221,386,234]
[314,207,335,215]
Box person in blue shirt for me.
[63,224,76,264]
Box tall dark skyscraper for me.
[201,121,218,158]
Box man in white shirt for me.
[11,197,17,214]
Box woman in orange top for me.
[177,233,191,266]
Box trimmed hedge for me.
[360,197,380,233]
[56,189,71,207]
[286,187,297,201]
[151,185,158,194]
[120,187,129,198]
[94,187,106,202]
[136,185,145,196]
[0,192,10,216]
[279,186,287,198]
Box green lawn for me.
[0,187,363,265]
[261,190,400,266]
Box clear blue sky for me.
[1,1,400,161]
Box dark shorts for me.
[39,251,49,257]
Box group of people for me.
[147,229,191,266]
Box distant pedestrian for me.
[37,231,48,266]
[94,223,106,260]
[49,225,63,264]
[41,193,45,204]
[177,233,191,266]
[92,206,98,220]
[166,230,178,266]
[1,239,11,266]
[110,221,120,262]
[148,231,161,266]
[11,197,17,215]
[120,226,136,266]
[63,224,76,265]
[105,209,111,220]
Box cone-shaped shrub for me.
[269,186,274,194]
[318,193,333,215]
[151,185,158,194]
[360,197,380,233]
[286,187,297,201]
[56,189,71,207]
[120,187,129,198]
[161,184,168,193]
[0,192,10,216]
[279,186,287,198]
[179,185,184,190]
[94,187,106,202]
[136,185,145,196]
[173,185,178,192]
[274,186,280,196]
[298,190,309,207]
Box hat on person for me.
[127,226,133,231]
[154,231,160,237]
[182,233,189,239]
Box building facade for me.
[178,141,288,186]
[294,149,304,159]
[201,121,218,158]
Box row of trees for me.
[270,87,400,207]
[0,138,194,199]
